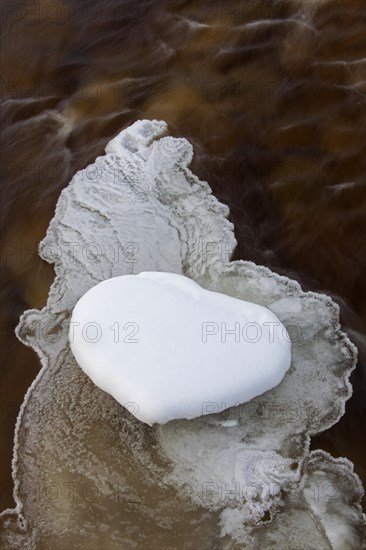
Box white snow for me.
[69,271,291,425]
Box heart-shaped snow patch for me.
[69,272,291,425]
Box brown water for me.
[1,0,365,516]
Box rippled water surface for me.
[1,0,365,526]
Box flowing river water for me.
[1,0,365,542]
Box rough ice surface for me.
[69,271,292,426]
[1,120,365,549]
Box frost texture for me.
[1,120,365,549]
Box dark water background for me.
[1,0,365,510]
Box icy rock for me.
[2,120,364,550]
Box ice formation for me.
[1,120,365,549]
[69,272,292,425]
